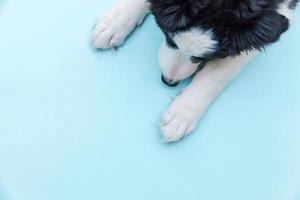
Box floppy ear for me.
[222,11,289,56]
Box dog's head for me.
[150,0,290,85]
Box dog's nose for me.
[161,75,180,87]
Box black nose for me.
[161,75,180,87]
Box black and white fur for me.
[92,0,298,142]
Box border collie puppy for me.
[92,0,298,142]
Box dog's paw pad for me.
[161,105,198,143]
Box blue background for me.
[0,0,300,199]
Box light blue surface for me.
[0,1,300,200]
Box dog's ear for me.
[221,11,289,56]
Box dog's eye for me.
[190,56,205,63]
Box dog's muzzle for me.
[161,75,180,87]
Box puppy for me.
[92,0,298,142]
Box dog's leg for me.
[92,0,149,49]
[161,51,258,142]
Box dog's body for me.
[92,0,298,142]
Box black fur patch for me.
[150,0,294,59]
[219,11,289,56]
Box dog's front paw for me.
[92,4,144,49]
[91,12,132,49]
[161,103,199,143]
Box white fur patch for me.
[277,0,294,19]
[173,28,218,57]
